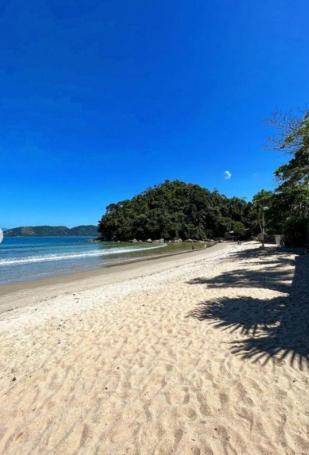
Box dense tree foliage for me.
[250,112,309,246]
[275,113,308,217]
[99,181,249,241]
[275,112,309,246]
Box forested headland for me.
[99,181,251,241]
[99,113,308,246]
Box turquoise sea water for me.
[0,236,166,284]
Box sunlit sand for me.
[0,242,308,454]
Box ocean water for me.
[0,236,166,284]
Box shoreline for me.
[0,241,227,314]
[0,240,211,291]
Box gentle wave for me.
[0,244,167,266]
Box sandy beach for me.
[0,241,308,454]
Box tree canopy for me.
[251,112,309,245]
[275,113,309,218]
[98,181,249,241]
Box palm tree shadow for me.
[189,296,285,336]
[187,250,309,369]
[187,268,293,293]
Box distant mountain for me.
[69,225,98,236]
[5,225,98,237]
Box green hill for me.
[70,225,98,236]
[99,180,250,241]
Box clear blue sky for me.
[1,0,308,227]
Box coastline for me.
[0,242,225,314]
[0,238,209,289]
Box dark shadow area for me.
[188,268,293,293]
[189,296,286,336]
[187,248,309,369]
[187,246,301,293]
[228,245,305,262]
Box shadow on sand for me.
[187,246,309,369]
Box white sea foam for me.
[0,244,167,266]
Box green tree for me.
[275,113,309,216]
[251,112,309,246]
[231,221,247,239]
[98,180,250,241]
[250,190,282,235]
[276,113,309,246]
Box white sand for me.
[0,241,308,454]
